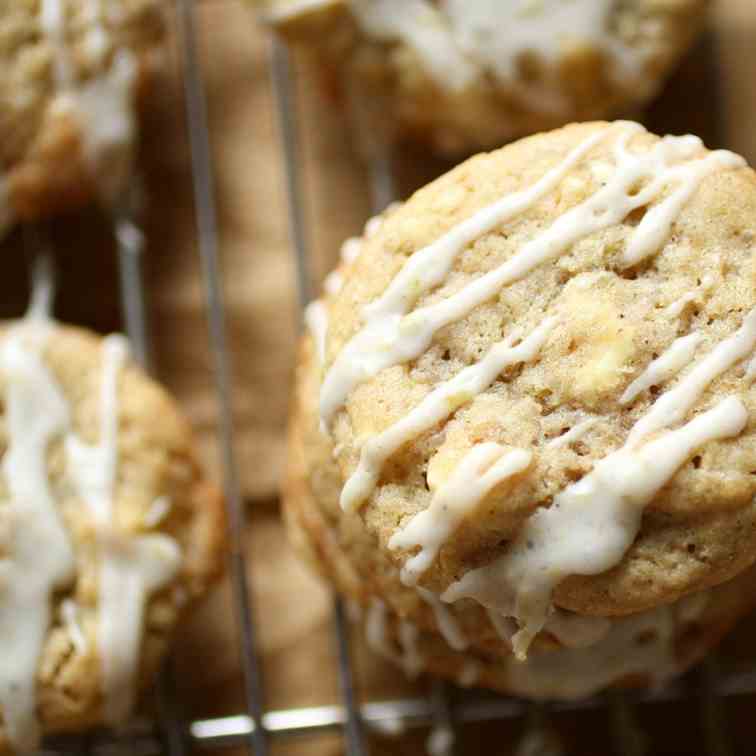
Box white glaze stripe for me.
[321,124,743,428]
[340,317,555,511]
[0,324,75,751]
[37,0,138,203]
[620,332,702,405]
[546,418,597,449]
[627,309,756,446]
[320,128,608,426]
[398,620,424,678]
[444,395,747,658]
[663,274,714,318]
[417,587,468,651]
[390,444,532,584]
[305,301,329,366]
[65,336,181,725]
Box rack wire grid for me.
[22,2,756,754]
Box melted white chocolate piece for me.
[390,443,532,585]
[340,318,555,511]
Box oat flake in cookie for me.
[259,0,708,153]
[0,308,223,752]
[285,120,756,693]
[0,0,164,235]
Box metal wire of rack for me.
[30,3,756,755]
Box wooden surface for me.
[2,1,756,753]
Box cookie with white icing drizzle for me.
[291,121,756,669]
[0,317,223,753]
[0,0,163,235]
[284,325,756,698]
[257,0,707,153]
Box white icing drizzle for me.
[620,332,703,405]
[143,496,172,528]
[340,318,556,512]
[349,0,644,116]
[664,274,715,318]
[320,128,606,427]
[457,659,481,688]
[305,301,329,366]
[444,395,747,658]
[627,309,756,446]
[68,50,138,201]
[27,253,56,323]
[61,598,87,655]
[543,610,611,649]
[398,620,424,678]
[65,336,181,725]
[502,606,677,700]
[320,124,743,430]
[417,587,468,651]
[546,418,596,449]
[36,0,138,204]
[390,443,532,584]
[351,0,477,92]
[41,0,73,87]
[0,322,75,751]
[746,355,756,381]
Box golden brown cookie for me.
[285,330,756,699]
[0,0,163,232]
[0,316,223,753]
[289,120,756,672]
[260,0,708,153]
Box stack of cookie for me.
[284,120,756,698]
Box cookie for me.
[0,0,164,233]
[259,0,707,153]
[0,313,223,752]
[285,329,756,698]
[293,120,756,670]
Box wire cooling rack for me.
[31,2,756,754]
